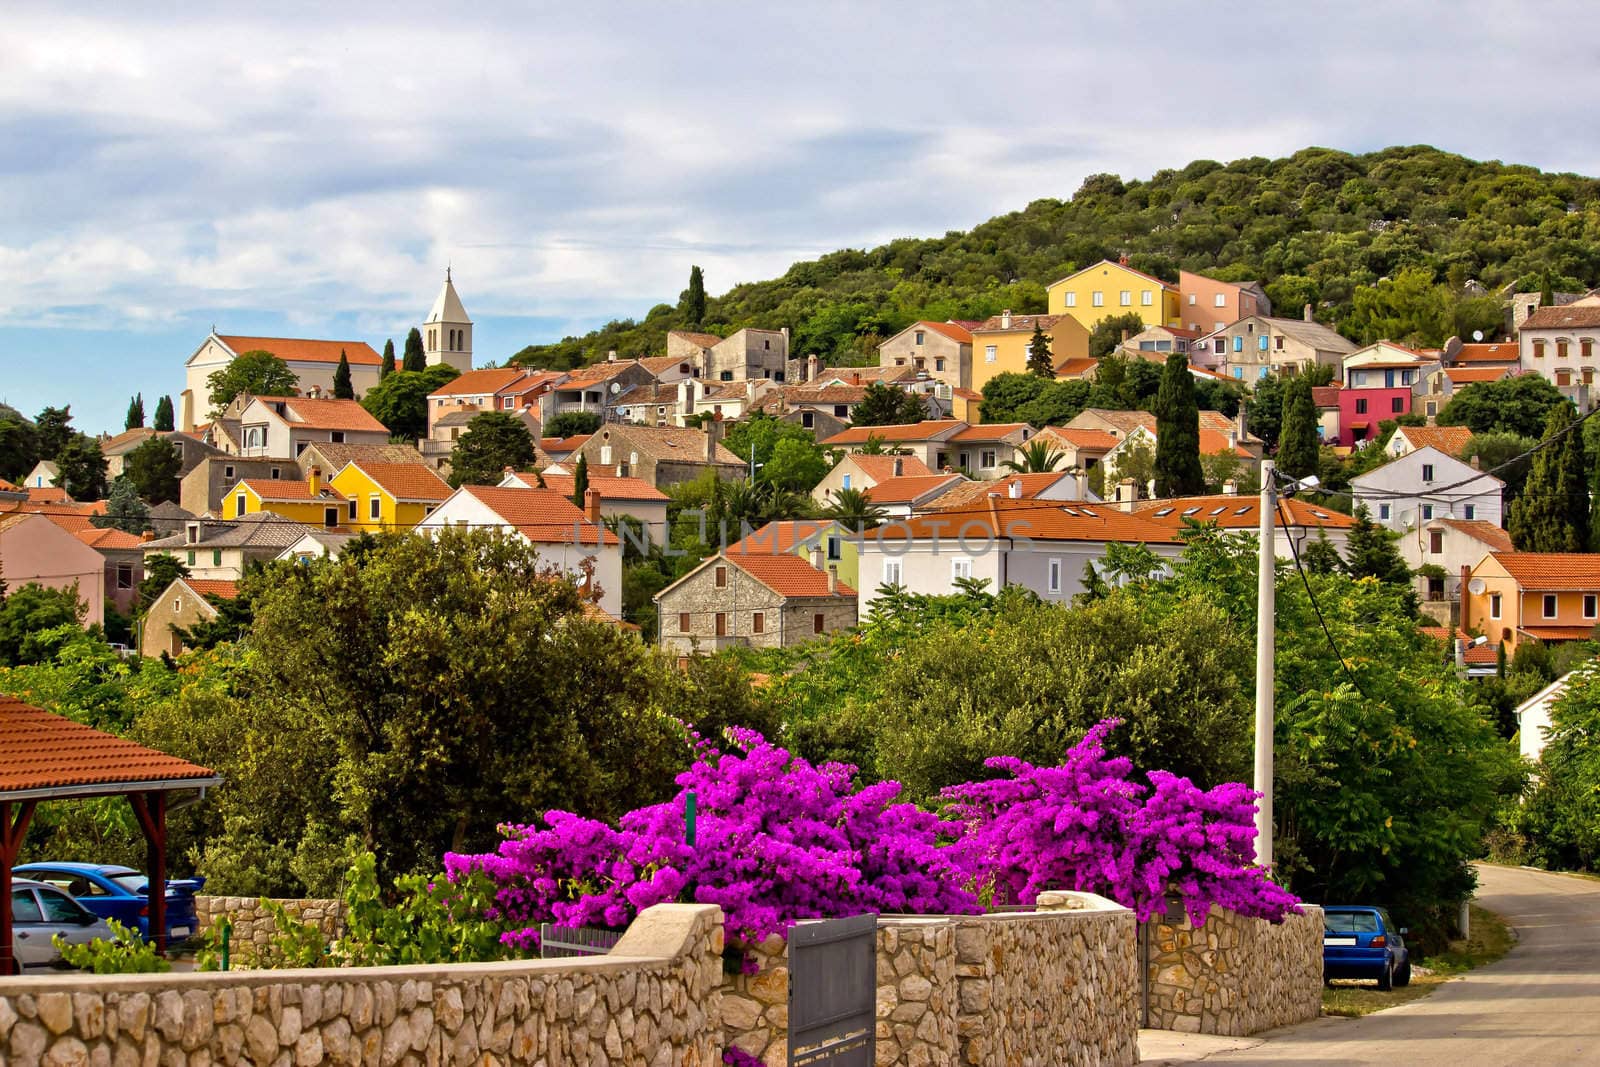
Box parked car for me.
[1323,905,1411,990]
[12,863,204,944]
[7,878,117,972]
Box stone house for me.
[727,519,863,591]
[138,577,238,659]
[539,360,658,422]
[654,550,857,656]
[1194,313,1356,381]
[573,423,744,490]
[98,429,228,481]
[1517,302,1600,409]
[179,456,295,517]
[876,321,974,390]
[705,328,790,383]
[22,461,59,489]
[0,512,106,626]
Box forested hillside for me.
[513,145,1600,371]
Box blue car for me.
[1323,905,1411,990]
[13,863,204,944]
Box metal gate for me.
[787,913,877,1066]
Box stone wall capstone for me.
[0,902,724,1066]
[1142,904,1323,1036]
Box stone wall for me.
[722,892,1138,1067]
[193,896,345,962]
[0,902,724,1066]
[1142,904,1323,1036]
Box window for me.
[1587,595,1598,620]
[1065,292,1077,307]
[1188,294,1197,305]
[1214,338,1226,355]
[841,473,852,490]
[1232,335,1244,353]
[802,411,814,428]
[1258,367,1269,379]
[752,612,765,634]
[1588,368,1597,386]
[212,549,222,566]
[764,339,771,350]
[1558,369,1573,387]
[1214,293,1227,308]
[1558,340,1570,359]
[1356,398,1369,415]
[331,431,345,444]
[1422,504,1434,520]
[224,465,234,480]
[1379,503,1391,520]
[1048,559,1062,594]
[295,442,308,457]
[1092,291,1104,307]
[813,613,825,635]
[827,535,842,561]
[883,559,902,586]
[270,467,281,479]
[952,558,972,581]
[1544,594,1558,619]
[679,612,690,633]
[715,565,727,588]
[324,506,339,528]
[1391,397,1403,413]
[834,405,849,417]
[980,450,997,468]
[1141,290,1153,306]
[915,330,925,345]
[503,397,515,410]
[1464,504,1475,520]
[116,563,133,589]
[1422,464,1435,481]
[1426,401,1438,416]
[1276,336,1285,351]
[1490,593,1502,619]
[715,612,727,636]
[985,345,997,364]
[1429,530,1443,554]
[1119,290,1131,306]
[1258,335,1269,351]
[235,493,247,516]
[186,550,195,566]
[1533,340,1546,358]
[369,496,381,521]
[348,498,358,520]
[935,358,945,372]
[1233,368,1243,380]
[1585,339,1595,359]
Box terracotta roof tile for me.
[1199,428,1253,458]
[972,313,1063,333]
[1522,306,1600,330]
[183,578,240,600]
[1434,519,1514,552]
[538,473,670,502]
[844,455,935,481]
[1054,357,1099,377]
[0,695,218,796]
[730,553,855,598]
[1395,425,1474,456]
[1447,367,1513,384]
[1312,386,1343,407]
[863,474,965,505]
[26,487,72,504]
[728,520,842,555]
[1453,343,1518,363]
[922,321,974,344]
[640,354,697,375]
[218,336,381,366]
[428,368,535,398]
[587,425,742,466]
[926,472,1077,511]
[269,397,389,433]
[1518,625,1599,641]
[1491,552,1600,590]
[540,435,591,454]
[1035,426,1120,451]
[74,527,145,550]
[1135,495,1355,530]
[458,486,618,545]
[347,461,452,502]
[820,420,964,446]
[669,331,724,349]
[873,497,1180,544]
[240,478,325,502]
[950,423,1031,443]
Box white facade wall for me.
[1350,447,1504,533]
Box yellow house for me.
[1048,258,1181,331]
[328,461,453,532]
[226,472,346,528]
[970,312,1090,393]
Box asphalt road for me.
[1197,864,1600,1066]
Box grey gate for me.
[787,913,877,1066]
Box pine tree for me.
[124,393,145,430]
[1301,529,1344,575]
[333,350,355,399]
[1510,405,1585,552]
[683,265,707,327]
[1026,324,1054,377]
[1557,405,1590,549]
[152,395,175,432]
[1153,353,1204,497]
[403,328,426,372]
[1541,273,1554,308]
[381,339,396,379]
[1345,504,1411,584]
[572,453,589,508]
[93,477,151,535]
[1277,376,1319,479]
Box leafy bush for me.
[53,919,171,974]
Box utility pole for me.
[1254,460,1276,868]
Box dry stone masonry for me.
[1142,904,1323,1035]
[193,896,345,963]
[0,902,724,1067]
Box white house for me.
[415,485,622,617]
[1514,667,1596,764]
[181,334,384,432]
[1350,446,1504,534]
[231,396,391,460]
[1402,517,1513,604]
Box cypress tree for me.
[333,350,355,399]
[1277,376,1319,479]
[1153,353,1204,497]
[152,395,175,432]
[1510,405,1585,552]
[124,393,145,430]
[381,339,397,379]
[1557,406,1590,549]
[402,328,426,372]
[572,453,589,508]
[683,265,707,327]
[1026,324,1055,377]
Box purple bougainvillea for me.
[445,720,1297,948]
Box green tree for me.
[447,412,537,488]
[979,372,1047,423]
[360,364,459,441]
[1301,529,1344,574]
[1026,323,1054,377]
[544,411,602,438]
[1344,505,1411,586]
[380,339,396,379]
[55,436,108,501]
[722,415,830,491]
[124,394,145,430]
[333,351,355,399]
[207,351,298,414]
[34,405,75,460]
[682,265,707,327]
[1521,669,1600,870]
[92,478,151,535]
[1017,380,1093,427]
[0,413,40,481]
[853,383,926,426]
[0,583,87,666]
[823,487,887,530]
[152,396,175,433]
[571,453,590,506]
[1244,374,1289,451]
[123,437,182,504]
[1463,432,1537,503]
[138,554,189,613]
[1109,437,1157,499]
[1343,266,1451,346]
[402,328,427,372]
[1002,438,1066,474]
[1438,375,1568,439]
[1087,312,1147,359]
[1153,353,1204,497]
[1277,376,1320,478]
[1509,405,1587,552]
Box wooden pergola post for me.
[128,791,169,957]
[1,800,38,974]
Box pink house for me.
[1177,271,1272,335]
[1338,343,1438,446]
[0,512,106,625]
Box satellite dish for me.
[1398,509,1416,528]
[610,383,621,394]
[1468,577,1487,596]
[1472,330,1485,342]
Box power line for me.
[1274,496,1373,703]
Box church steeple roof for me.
[425,269,471,325]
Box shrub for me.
[53,919,171,974]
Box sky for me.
[4,1,1600,434]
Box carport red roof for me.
[0,696,220,800]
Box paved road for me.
[1195,864,1600,1066]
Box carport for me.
[1,695,221,972]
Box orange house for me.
[1464,552,1600,654]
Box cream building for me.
[421,269,474,373]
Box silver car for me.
[9,878,116,971]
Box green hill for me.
[513,145,1600,371]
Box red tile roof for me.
[872,498,1181,544]
[183,579,240,600]
[428,367,534,398]
[540,435,591,453]
[458,485,618,545]
[1136,496,1355,530]
[729,553,855,598]
[728,520,842,556]
[270,397,389,433]
[1519,626,1598,642]
[820,420,964,446]
[26,486,72,504]
[669,330,724,349]
[1446,367,1513,385]
[843,455,935,481]
[949,423,1031,443]
[1035,426,1120,451]
[1312,386,1342,407]
[1199,429,1253,458]
[863,474,965,505]
[1522,306,1600,330]
[538,473,669,502]
[74,527,145,550]
[926,472,1076,511]
[1435,519,1514,552]
[1419,628,1502,664]
[0,695,219,797]
[1054,358,1099,377]
[347,461,452,502]
[218,336,382,366]
[1396,425,1474,456]
[972,313,1063,334]
[1453,343,1518,363]
[1491,552,1600,590]
[916,321,974,345]
[240,478,323,502]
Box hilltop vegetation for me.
[514,146,1600,370]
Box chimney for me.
[1146,478,1157,500]
[1454,637,1467,676]
[828,564,839,594]
[140,530,155,542]
[1222,479,1237,495]
[1469,454,1481,471]
[1227,428,1237,449]
[892,457,903,477]
[1001,309,1012,330]
[705,418,722,462]
[781,326,791,348]
[987,491,1002,525]
[607,350,617,362]
[1460,564,1472,632]
[308,466,321,495]
[1120,329,1130,344]
[1303,303,1314,322]
[807,353,819,382]
[1073,467,1088,500]
[1009,479,1022,499]
[584,488,601,525]
[1118,253,1129,266]
[810,545,824,571]
[1236,406,1249,441]
[1116,478,1137,511]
